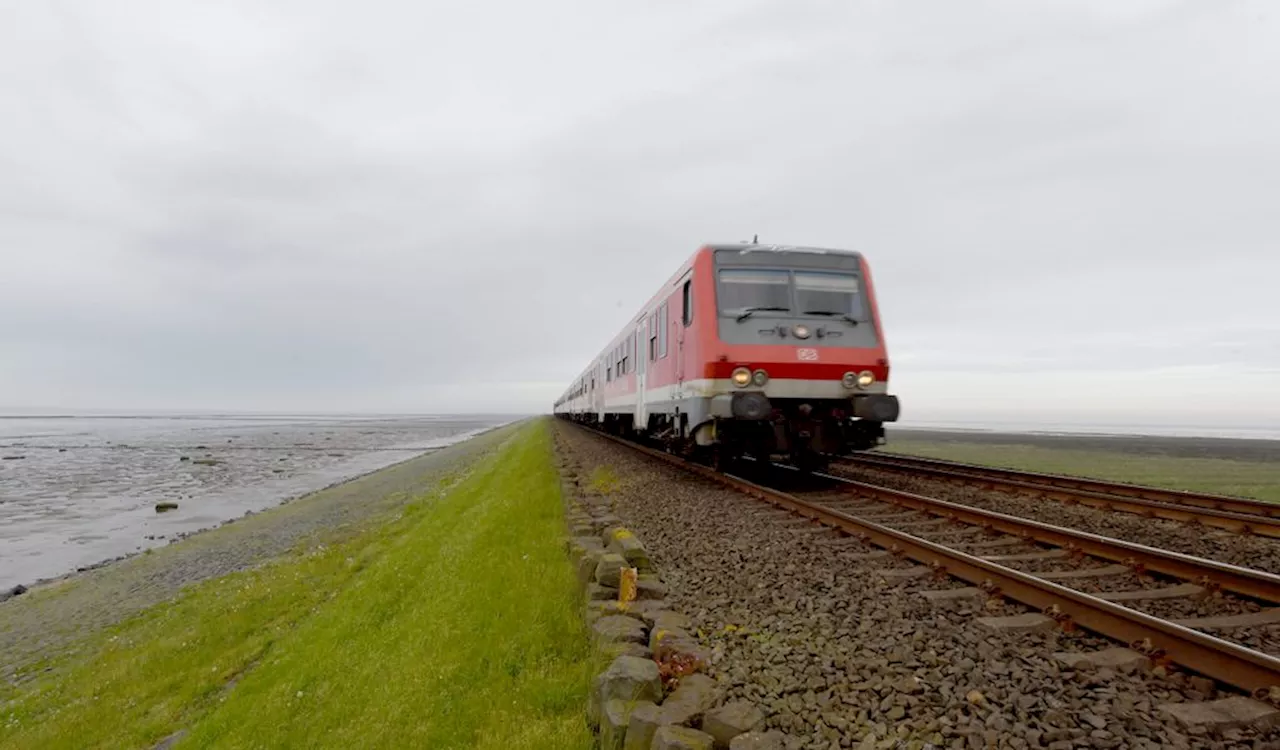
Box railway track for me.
[576,425,1280,697]
[836,452,1280,537]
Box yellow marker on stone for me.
[618,566,638,610]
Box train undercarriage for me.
[567,393,899,473]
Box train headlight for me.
[752,369,769,386]
[793,324,811,339]
[857,370,875,389]
[841,371,858,389]
[731,367,752,387]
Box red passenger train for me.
[553,242,900,469]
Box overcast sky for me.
[2,0,1277,428]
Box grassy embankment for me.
[885,438,1280,503]
[1,419,598,750]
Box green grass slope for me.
[1,420,596,750]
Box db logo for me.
[796,348,819,361]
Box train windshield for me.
[717,269,791,313]
[795,271,862,317]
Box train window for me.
[682,279,693,326]
[795,271,863,318]
[718,269,790,313]
[648,315,657,361]
[658,302,668,358]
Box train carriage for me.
[554,242,900,469]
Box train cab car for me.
[555,242,900,471]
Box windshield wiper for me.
[803,310,859,325]
[734,306,790,322]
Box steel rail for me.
[807,469,1280,604]
[567,423,1280,694]
[843,451,1280,521]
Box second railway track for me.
[576,424,1280,698]
[835,452,1280,536]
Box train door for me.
[634,319,648,432]
[675,274,692,399]
[595,363,604,423]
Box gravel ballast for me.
[555,422,1280,750]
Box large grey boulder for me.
[623,702,666,750]
[653,725,716,750]
[595,552,629,587]
[635,578,667,600]
[599,641,652,660]
[577,549,604,586]
[586,583,620,601]
[568,535,604,560]
[607,529,654,571]
[620,674,720,749]
[729,732,786,750]
[590,655,663,726]
[586,600,646,623]
[592,615,648,645]
[644,610,692,631]
[701,702,765,748]
[660,673,721,726]
[650,626,710,669]
[602,698,646,750]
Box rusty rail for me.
[569,423,1280,694]
[841,452,1280,527]
[805,469,1280,603]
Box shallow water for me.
[0,414,517,589]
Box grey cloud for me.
[1,0,1276,424]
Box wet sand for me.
[0,420,523,684]
[887,427,1280,463]
[0,414,514,590]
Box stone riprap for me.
[555,431,776,749]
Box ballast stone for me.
[1158,696,1280,731]
[1053,648,1151,674]
[974,613,1057,633]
